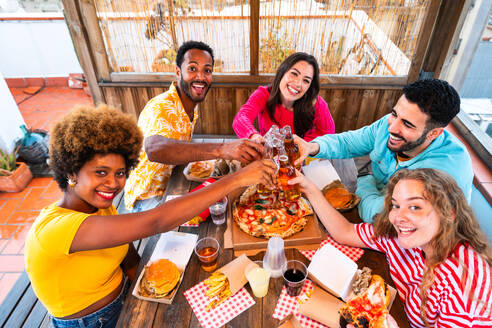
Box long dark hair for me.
[266,52,320,138]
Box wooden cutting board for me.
[225,192,324,254]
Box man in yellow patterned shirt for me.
[124,41,265,211]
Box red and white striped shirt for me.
[356,223,492,327]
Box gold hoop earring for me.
[68,178,76,188]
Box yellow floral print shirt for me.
[124,83,199,209]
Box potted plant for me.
[0,147,33,193]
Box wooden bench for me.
[0,237,148,328]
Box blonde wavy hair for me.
[373,168,492,326]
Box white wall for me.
[0,13,82,78]
[0,71,25,153]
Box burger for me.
[339,273,391,328]
[139,259,181,298]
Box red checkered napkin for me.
[300,234,364,262]
[184,281,255,328]
[273,280,329,328]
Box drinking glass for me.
[194,237,220,272]
[209,197,228,225]
[245,261,270,298]
[262,237,286,278]
[282,260,307,296]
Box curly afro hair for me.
[50,104,143,190]
[403,79,460,128]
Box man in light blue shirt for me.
[294,79,473,222]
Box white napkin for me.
[149,231,198,271]
[302,159,341,190]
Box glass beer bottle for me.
[257,138,280,196]
[277,147,301,201]
[282,126,300,169]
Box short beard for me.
[179,76,210,103]
[387,127,430,154]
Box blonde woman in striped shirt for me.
[291,168,492,327]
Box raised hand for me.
[232,159,277,189]
[293,135,320,167]
[249,133,265,145]
[219,139,265,165]
[287,169,318,197]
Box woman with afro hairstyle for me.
[290,168,492,327]
[233,52,335,143]
[24,105,276,328]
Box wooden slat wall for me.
[102,86,400,134]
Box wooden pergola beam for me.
[249,0,259,76]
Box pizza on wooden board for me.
[232,185,313,239]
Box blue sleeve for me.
[312,117,386,159]
[355,175,385,222]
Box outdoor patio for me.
[0,86,91,304]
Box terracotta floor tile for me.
[2,225,32,255]
[29,177,53,188]
[0,239,7,252]
[19,187,46,210]
[0,225,19,239]
[32,198,57,211]
[0,187,32,199]
[0,199,22,223]
[6,211,39,224]
[42,181,62,199]
[0,255,24,271]
[0,273,22,305]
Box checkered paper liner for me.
[273,280,329,328]
[300,234,364,262]
[184,282,255,328]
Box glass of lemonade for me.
[245,260,271,298]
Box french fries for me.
[204,272,232,311]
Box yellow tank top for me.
[25,203,128,317]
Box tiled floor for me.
[0,86,92,304]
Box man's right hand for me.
[219,139,265,165]
[231,159,277,189]
[293,135,320,167]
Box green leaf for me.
[259,218,265,224]
[266,216,277,225]
[254,205,265,210]
[255,199,268,204]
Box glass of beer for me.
[257,140,277,196]
[194,237,220,272]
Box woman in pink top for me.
[233,52,335,142]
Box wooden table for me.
[116,139,410,328]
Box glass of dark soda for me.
[281,260,307,296]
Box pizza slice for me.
[339,275,391,328]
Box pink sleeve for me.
[233,87,270,138]
[303,95,335,141]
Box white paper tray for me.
[132,231,198,304]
